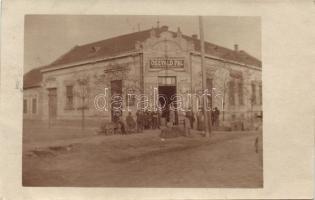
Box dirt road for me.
[23,131,262,187]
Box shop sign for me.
[150,57,184,69]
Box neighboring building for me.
[23,25,262,130]
[23,66,45,120]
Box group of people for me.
[112,106,221,135]
[135,110,161,132]
[196,107,220,131]
[112,110,162,135]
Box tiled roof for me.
[24,26,261,89]
[190,37,261,67]
[47,29,153,68]
[23,66,45,89]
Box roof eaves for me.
[41,50,142,73]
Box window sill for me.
[77,106,89,110]
[64,107,75,111]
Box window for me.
[231,114,236,120]
[66,85,74,109]
[126,88,136,107]
[238,81,244,105]
[23,99,27,114]
[251,83,256,105]
[158,76,176,86]
[32,98,37,114]
[259,84,262,105]
[228,80,235,105]
[206,78,213,108]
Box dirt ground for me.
[22,124,263,187]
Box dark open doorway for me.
[158,85,178,124]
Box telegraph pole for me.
[199,16,211,138]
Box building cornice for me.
[40,51,142,73]
[190,51,262,71]
[40,49,261,74]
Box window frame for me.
[228,80,235,106]
[23,99,28,114]
[251,83,257,105]
[32,97,37,114]
[259,83,262,105]
[238,81,244,106]
[65,85,74,110]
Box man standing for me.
[186,108,195,129]
[126,112,136,133]
[213,107,220,127]
[117,116,126,135]
[184,111,192,136]
[136,109,143,133]
[152,111,158,129]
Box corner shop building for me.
[23,25,262,129]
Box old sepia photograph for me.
[22,15,263,187]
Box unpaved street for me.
[23,131,262,187]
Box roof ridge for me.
[178,31,260,62]
[77,28,153,48]
[46,26,261,70]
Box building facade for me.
[23,25,262,130]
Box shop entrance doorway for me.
[158,76,178,124]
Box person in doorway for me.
[165,106,170,123]
[169,104,176,126]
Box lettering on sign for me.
[150,57,184,69]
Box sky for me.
[24,15,261,73]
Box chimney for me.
[234,44,239,51]
[160,25,168,31]
[192,34,198,39]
